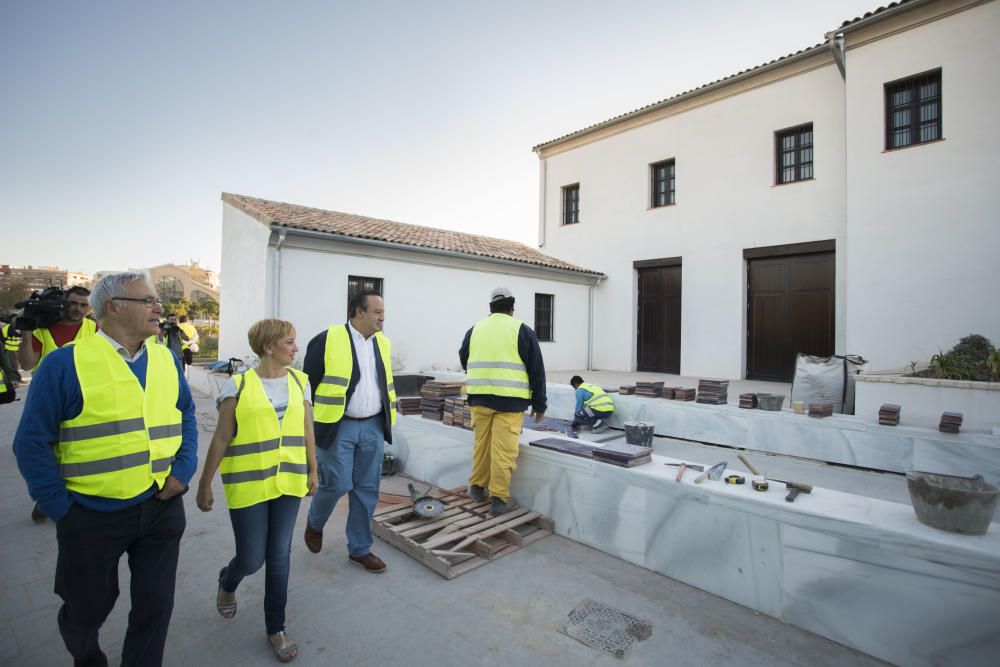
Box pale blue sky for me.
[1,0,878,274]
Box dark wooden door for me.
[747,252,834,381]
[637,265,681,373]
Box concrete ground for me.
[0,379,888,666]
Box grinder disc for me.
[414,497,445,518]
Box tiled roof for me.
[835,0,921,31]
[532,43,828,152]
[222,193,604,277]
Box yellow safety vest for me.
[313,325,397,426]
[178,323,197,350]
[220,368,309,509]
[579,382,614,412]
[56,335,182,498]
[466,314,531,399]
[33,318,97,369]
[145,335,160,347]
[2,323,20,352]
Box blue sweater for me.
[13,345,199,520]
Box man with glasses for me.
[16,284,98,523]
[13,272,198,667]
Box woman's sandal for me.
[268,631,298,663]
[216,567,237,619]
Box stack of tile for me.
[878,404,901,426]
[419,380,465,421]
[591,442,653,468]
[662,387,677,399]
[442,395,468,426]
[619,386,636,395]
[696,379,729,405]
[674,387,696,401]
[634,381,664,398]
[530,437,599,459]
[459,402,473,430]
[739,393,758,409]
[939,412,963,434]
[808,402,834,418]
[397,396,422,415]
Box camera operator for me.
[17,286,98,372]
[160,312,189,363]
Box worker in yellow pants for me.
[468,406,525,504]
[459,288,547,516]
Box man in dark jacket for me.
[302,291,396,573]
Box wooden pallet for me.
[372,487,554,579]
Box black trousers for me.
[55,493,186,666]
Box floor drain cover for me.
[559,599,652,658]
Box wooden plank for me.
[501,528,524,546]
[449,512,541,551]
[421,508,533,550]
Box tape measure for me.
[724,475,745,485]
[752,478,769,492]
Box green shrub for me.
[910,334,997,382]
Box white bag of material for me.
[790,354,867,414]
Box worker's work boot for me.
[468,485,488,503]
[593,419,609,434]
[489,497,519,517]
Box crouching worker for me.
[197,319,318,663]
[570,375,614,433]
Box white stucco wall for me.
[219,204,272,359]
[539,56,847,377]
[219,212,597,371]
[844,0,1000,370]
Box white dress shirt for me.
[344,322,382,418]
[98,330,147,363]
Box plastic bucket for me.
[623,421,655,447]
[757,393,785,411]
[905,471,999,535]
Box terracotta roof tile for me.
[222,193,603,277]
[836,0,920,30]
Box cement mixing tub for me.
[623,421,655,447]
[905,471,999,535]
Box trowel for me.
[694,461,727,484]
[408,483,446,518]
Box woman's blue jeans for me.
[220,494,302,635]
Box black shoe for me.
[489,497,519,517]
[31,504,47,524]
[468,485,488,503]
[75,649,108,667]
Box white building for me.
[533,0,999,381]
[219,193,604,371]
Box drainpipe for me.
[587,275,607,371]
[828,35,846,80]
[272,226,288,317]
[538,158,547,248]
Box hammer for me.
[771,478,813,502]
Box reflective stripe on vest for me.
[466,314,531,399]
[579,382,614,412]
[2,323,20,352]
[33,318,97,369]
[312,325,396,428]
[56,335,182,498]
[220,368,309,509]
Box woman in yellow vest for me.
[196,319,318,663]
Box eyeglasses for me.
[112,296,163,308]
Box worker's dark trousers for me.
[54,493,186,667]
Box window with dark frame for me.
[562,184,579,225]
[650,159,676,207]
[347,275,383,316]
[775,123,813,185]
[885,70,941,150]
[534,293,554,342]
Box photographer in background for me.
[177,314,199,370]
[160,312,189,363]
[1,316,22,385]
[17,285,98,372]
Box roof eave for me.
[533,43,828,154]
[268,224,606,281]
[825,0,937,38]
